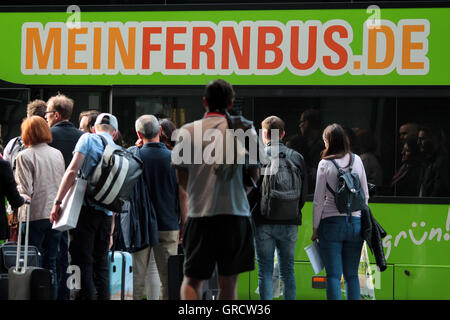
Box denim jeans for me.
[318,216,363,300]
[69,206,112,300]
[26,218,62,299]
[254,224,298,300]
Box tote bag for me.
[52,177,87,231]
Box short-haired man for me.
[298,108,324,192]
[417,125,450,197]
[132,115,187,300]
[79,110,100,133]
[46,94,84,168]
[399,122,419,144]
[50,113,119,300]
[253,115,307,300]
[3,99,47,170]
[173,79,260,300]
[45,93,84,300]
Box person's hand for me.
[50,204,62,224]
[20,194,31,202]
[311,228,319,242]
[109,235,114,250]
[135,138,143,148]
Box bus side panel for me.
[394,265,450,300]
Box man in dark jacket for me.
[46,94,84,167]
[417,125,450,197]
[45,93,84,300]
[132,114,187,300]
[252,116,307,300]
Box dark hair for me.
[261,115,285,139]
[419,124,442,144]
[79,110,100,132]
[27,99,47,119]
[300,109,321,130]
[204,79,235,112]
[159,118,176,150]
[321,123,351,164]
[356,129,377,154]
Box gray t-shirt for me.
[172,115,260,218]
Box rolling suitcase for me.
[8,200,54,300]
[167,253,219,300]
[109,251,133,300]
[0,242,41,273]
[168,254,184,300]
[0,273,7,300]
[202,266,219,300]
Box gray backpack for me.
[86,135,143,212]
[260,148,302,220]
[326,153,366,216]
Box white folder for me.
[304,241,325,275]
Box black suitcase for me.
[168,254,184,300]
[0,273,7,300]
[202,267,219,300]
[0,242,42,273]
[8,201,54,300]
[167,253,219,300]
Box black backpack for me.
[260,148,302,220]
[9,136,26,172]
[326,153,366,216]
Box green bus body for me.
[238,201,450,300]
[0,4,449,300]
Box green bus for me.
[0,1,449,300]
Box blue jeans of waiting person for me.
[254,224,298,300]
[24,219,62,299]
[318,216,363,300]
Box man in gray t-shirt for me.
[173,79,261,300]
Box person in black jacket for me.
[45,93,84,300]
[252,116,307,300]
[0,158,26,241]
[46,94,84,168]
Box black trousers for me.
[69,206,112,300]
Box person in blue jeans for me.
[252,116,307,300]
[15,116,66,299]
[311,123,369,300]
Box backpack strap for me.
[326,182,336,196]
[349,153,355,171]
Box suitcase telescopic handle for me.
[14,200,31,274]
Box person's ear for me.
[137,131,143,140]
[113,130,118,140]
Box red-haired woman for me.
[15,116,65,299]
[311,123,369,300]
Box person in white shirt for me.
[311,123,369,300]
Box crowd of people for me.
[0,78,448,301]
[285,112,449,198]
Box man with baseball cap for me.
[51,113,119,300]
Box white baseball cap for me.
[94,113,119,131]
